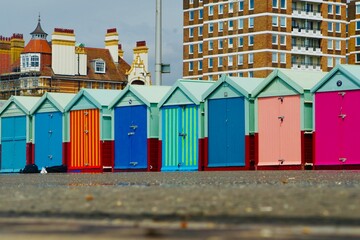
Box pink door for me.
[315,91,360,165]
[258,95,301,166]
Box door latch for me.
[278,159,285,165]
[338,92,346,97]
[338,114,346,119]
[48,155,53,159]
[84,130,89,134]
[130,125,138,129]
[179,133,187,137]
[128,132,135,136]
[48,130,53,134]
[278,116,285,122]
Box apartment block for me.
[183,0,352,80]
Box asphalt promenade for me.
[0,171,359,239]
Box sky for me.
[0,0,183,85]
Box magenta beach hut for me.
[311,64,360,169]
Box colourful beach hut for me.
[65,89,121,172]
[109,85,171,171]
[252,69,325,170]
[311,64,360,169]
[0,96,40,173]
[202,75,264,170]
[158,79,214,171]
[30,93,75,169]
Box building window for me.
[229,20,234,30]
[335,23,340,32]
[357,4,360,14]
[356,37,360,46]
[209,5,214,16]
[272,35,278,45]
[229,38,233,48]
[249,35,254,46]
[209,23,214,33]
[219,39,223,49]
[199,61,203,70]
[335,5,340,15]
[248,53,254,64]
[189,44,194,54]
[189,28,194,37]
[328,22,333,32]
[199,9,203,19]
[335,40,340,50]
[335,57,341,66]
[249,0,254,10]
[238,37,244,47]
[238,19,244,29]
[199,26,203,36]
[229,2,234,13]
[356,21,360,30]
[209,58,213,68]
[328,40,333,49]
[249,17,254,28]
[189,62,194,71]
[30,55,39,67]
[218,57,223,67]
[280,53,286,63]
[328,4,333,14]
[249,71,254,77]
[228,56,233,66]
[272,16,278,26]
[209,40,214,50]
[327,57,333,67]
[356,54,360,63]
[218,21,224,32]
[280,0,286,9]
[199,43,203,53]
[280,35,286,45]
[239,0,244,11]
[280,16,286,27]
[272,52,278,63]
[86,82,92,88]
[273,0,278,8]
[219,4,224,14]
[98,82,104,89]
[189,11,194,21]
[189,0,193,4]
[238,54,243,65]
[94,60,106,73]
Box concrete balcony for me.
[292,9,322,20]
[291,63,321,71]
[291,28,322,38]
[291,46,322,55]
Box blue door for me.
[1,116,26,172]
[162,105,198,171]
[35,112,63,168]
[208,97,245,167]
[114,105,147,170]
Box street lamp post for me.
[155,0,162,86]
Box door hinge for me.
[48,155,53,159]
[278,97,284,103]
[128,132,135,136]
[278,159,285,165]
[84,130,89,134]
[130,162,138,166]
[339,158,347,163]
[130,125,138,129]
[338,92,346,97]
[278,116,285,122]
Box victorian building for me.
[0,17,151,99]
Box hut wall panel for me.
[148,138,160,171]
[101,140,114,167]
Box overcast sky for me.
[0,0,183,85]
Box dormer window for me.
[20,53,41,72]
[92,59,106,74]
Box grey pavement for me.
[0,171,359,239]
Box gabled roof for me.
[311,64,360,93]
[65,88,121,111]
[202,74,264,100]
[158,79,215,107]
[30,92,76,114]
[109,85,171,109]
[252,69,325,97]
[0,96,40,116]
